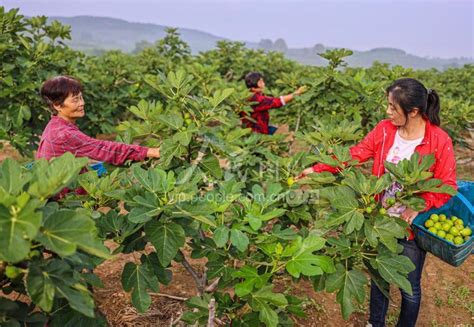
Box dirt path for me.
[93,249,473,326]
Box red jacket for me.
[312,119,457,212]
[240,92,284,134]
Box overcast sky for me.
[3,0,473,58]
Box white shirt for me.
[386,130,424,165]
[383,131,423,219]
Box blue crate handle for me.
[455,184,474,255]
[456,192,474,214]
[457,180,474,205]
[456,181,474,254]
[456,190,474,255]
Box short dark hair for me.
[386,78,440,126]
[244,72,263,89]
[40,76,82,115]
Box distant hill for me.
[50,16,225,54]
[49,16,473,70]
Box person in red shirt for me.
[298,78,457,327]
[240,72,306,134]
[37,75,161,164]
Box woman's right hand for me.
[295,167,314,181]
[146,147,161,158]
[294,86,308,96]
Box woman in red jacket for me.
[299,78,457,327]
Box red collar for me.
[385,118,432,145]
[419,119,433,146]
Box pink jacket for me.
[36,116,148,165]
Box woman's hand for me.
[295,167,314,181]
[146,147,160,158]
[400,207,419,225]
[294,86,308,96]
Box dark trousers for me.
[369,239,427,327]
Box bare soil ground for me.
[92,248,473,327]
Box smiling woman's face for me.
[54,92,85,123]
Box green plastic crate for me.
[412,181,474,267]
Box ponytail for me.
[425,89,440,126]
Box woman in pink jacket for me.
[300,78,457,327]
[37,76,160,163]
